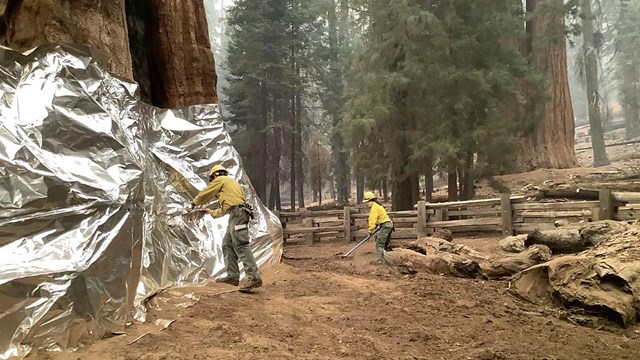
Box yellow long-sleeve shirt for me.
[368,202,391,232]
[192,175,245,218]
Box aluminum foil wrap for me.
[0,44,283,359]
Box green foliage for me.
[344,0,546,186]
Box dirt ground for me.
[34,238,640,360]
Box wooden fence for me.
[279,190,640,244]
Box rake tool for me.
[338,228,380,258]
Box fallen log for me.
[385,249,487,279]
[513,225,640,327]
[525,228,584,253]
[533,188,600,201]
[386,238,551,279]
[523,221,630,253]
[479,245,552,278]
[578,220,628,246]
[499,235,527,253]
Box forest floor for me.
[36,239,640,360]
[453,142,640,200]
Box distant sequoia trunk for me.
[0,0,218,108]
[516,0,578,171]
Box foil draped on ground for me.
[0,44,283,359]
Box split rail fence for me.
[279,190,640,244]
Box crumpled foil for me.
[0,44,283,359]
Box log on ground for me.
[513,225,640,327]
[386,238,551,280]
[524,221,630,253]
[499,235,527,253]
[525,228,584,253]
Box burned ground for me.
[36,239,640,360]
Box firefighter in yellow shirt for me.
[364,191,393,265]
[191,165,262,292]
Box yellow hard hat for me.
[363,191,377,202]
[210,165,228,175]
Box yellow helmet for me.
[363,191,377,202]
[210,165,228,175]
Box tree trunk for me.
[0,0,218,109]
[447,161,458,202]
[356,170,364,204]
[461,151,474,200]
[621,73,640,140]
[327,1,349,205]
[329,175,336,201]
[457,164,466,201]
[425,156,434,202]
[618,0,640,140]
[516,0,578,170]
[252,81,269,201]
[0,0,133,79]
[581,0,609,166]
[382,178,388,203]
[145,0,218,107]
[289,38,297,211]
[273,125,282,210]
[393,175,415,211]
[296,82,304,209]
[410,173,420,206]
[318,175,322,206]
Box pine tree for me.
[224,0,289,203]
[345,0,543,207]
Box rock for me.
[499,235,527,253]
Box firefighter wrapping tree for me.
[191,165,262,292]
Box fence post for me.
[599,189,613,220]
[303,217,314,244]
[434,208,444,232]
[500,193,513,237]
[417,201,427,238]
[344,206,352,242]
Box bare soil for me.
[34,239,640,360]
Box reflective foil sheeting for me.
[0,44,283,359]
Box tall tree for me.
[225,0,288,201]
[616,0,640,139]
[314,0,351,205]
[516,0,579,170]
[346,0,541,208]
[580,0,609,166]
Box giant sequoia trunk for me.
[516,0,578,170]
[0,0,133,79]
[0,0,218,108]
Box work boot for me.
[215,277,239,286]
[239,278,262,292]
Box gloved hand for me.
[190,202,195,210]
